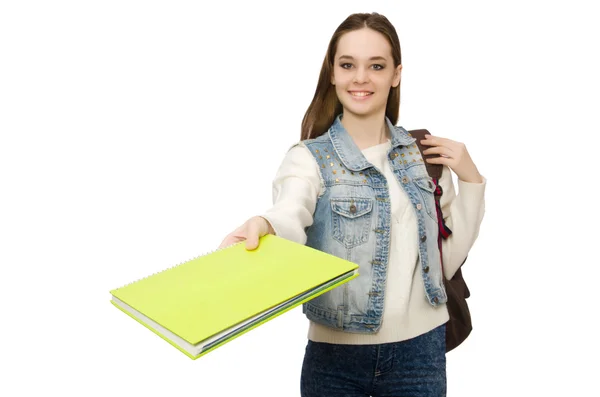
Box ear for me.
[392,64,402,88]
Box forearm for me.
[441,175,486,279]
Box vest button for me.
[421,234,427,242]
[416,203,422,210]
[433,297,439,304]
[424,266,429,273]
[350,204,357,214]
[402,176,409,184]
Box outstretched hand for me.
[218,216,275,250]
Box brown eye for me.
[340,63,352,69]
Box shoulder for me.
[273,141,323,194]
[302,132,331,148]
[300,133,333,159]
[284,133,331,159]
[277,141,319,175]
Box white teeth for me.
[350,92,372,97]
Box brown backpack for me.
[411,129,472,353]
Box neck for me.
[340,110,390,150]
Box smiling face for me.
[331,27,402,119]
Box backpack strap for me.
[411,128,472,352]
[409,129,442,180]
[411,129,453,240]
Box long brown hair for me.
[300,12,402,140]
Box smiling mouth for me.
[349,91,373,97]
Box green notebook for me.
[110,234,359,360]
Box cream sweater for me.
[261,139,486,345]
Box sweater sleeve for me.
[438,165,487,279]
[260,143,322,245]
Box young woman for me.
[219,12,486,397]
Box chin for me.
[338,93,386,118]
[340,102,383,118]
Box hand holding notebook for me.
[218,215,275,250]
[110,234,359,360]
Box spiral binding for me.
[112,240,245,291]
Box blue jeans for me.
[300,324,446,397]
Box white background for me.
[1,0,598,396]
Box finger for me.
[419,137,436,146]
[218,235,232,249]
[425,156,451,165]
[219,234,244,249]
[422,146,454,157]
[422,135,452,147]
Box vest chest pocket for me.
[413,176,438,221]
[330,197,374,248]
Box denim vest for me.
[301,114,448,333]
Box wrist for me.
[258,216,276,235]
[459,173,483,183]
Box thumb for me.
[245,222,260,251]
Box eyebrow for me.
[338,55,388,62]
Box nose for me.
[353,66,369,84]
